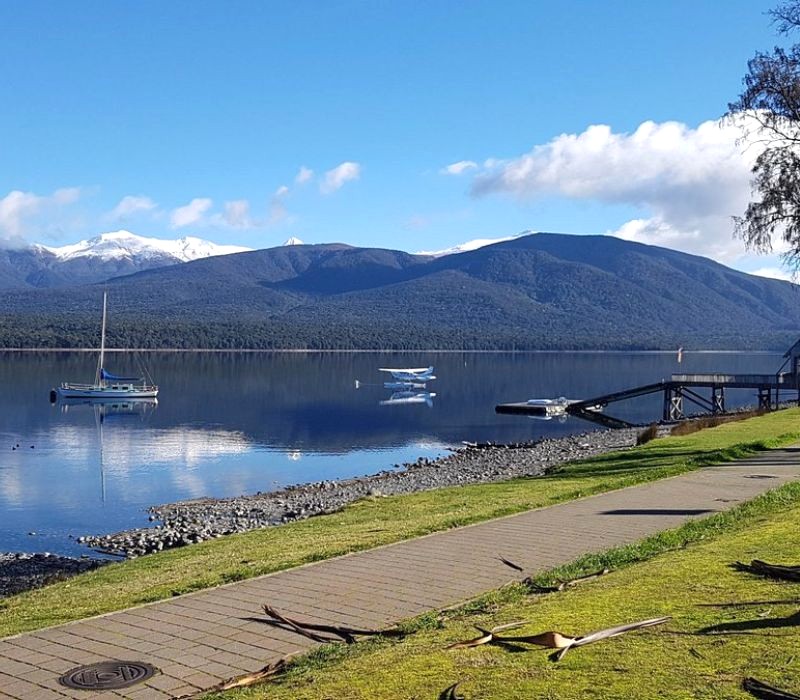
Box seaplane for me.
[378,366,436,390]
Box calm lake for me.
[0,350,785,556]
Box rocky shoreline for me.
[83,427,640,558]
[0,552,106,598]
[1,427,639,597]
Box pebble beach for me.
[0,427,639,596]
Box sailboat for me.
[57,292,159,399]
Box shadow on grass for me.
[697,599,800,608]
[698,610,800,635]
[600,508,715,516]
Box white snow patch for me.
[283,237,304,246]
[416,232,529,257]
[40,230,252,263]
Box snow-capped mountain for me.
[283,236,304,246]
[416,232,529,257]
[37,230,251,263]
[0,231,253,290]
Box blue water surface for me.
[0,350,784,555]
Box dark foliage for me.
[636,424,659,446]
[0,235,798,350]
[728,2,800,268]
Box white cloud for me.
[750,266,795,282]
[0,191,43,237]
[170,197,213,229]
[222,199,254,229]
[0,187,81,242]
[269,185,290,225]
[471,117,764,262]
[109,195,157,220]
[321,161,361,194]
[441,160,478,176]
[295,166,314,185]
[52,187,81,205]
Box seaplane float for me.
[378,366,436,390]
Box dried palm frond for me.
[447,621,527,649]
[439,681,466,699]
[733,560,800,583]
[447,616,671,661]
[259,605,404,644]
[498,556,524,572]
[742,677,800,699]
[548,616,671,661]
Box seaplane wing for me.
[378,366,436,382]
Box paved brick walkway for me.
[1,447,800,699]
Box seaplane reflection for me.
[354,366,438,407]
[379,391,436,407]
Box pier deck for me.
[497,373,800,425]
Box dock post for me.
[666,387,684,421]
[711,385,725,414]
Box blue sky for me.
[0,0,790,275]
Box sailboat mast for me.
[95,291,107,386]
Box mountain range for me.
[0,230,253,289]
[0,232,798,351]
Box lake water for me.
[0,350,786,556]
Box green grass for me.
[1,408,799,639]
[208,481,800,700]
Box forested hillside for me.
[1,234,797,350]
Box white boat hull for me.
[58,385,158,399]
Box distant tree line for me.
[0,313,794,351]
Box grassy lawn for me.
[1,408,799,639]
[210,482,800,700]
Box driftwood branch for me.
[524,568,611,593]
[214,658,288,691]
[743,677,800,699]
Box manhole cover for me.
[59,661,157,690]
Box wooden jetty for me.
[497,341,800,428]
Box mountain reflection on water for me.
[0,350,784,555]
